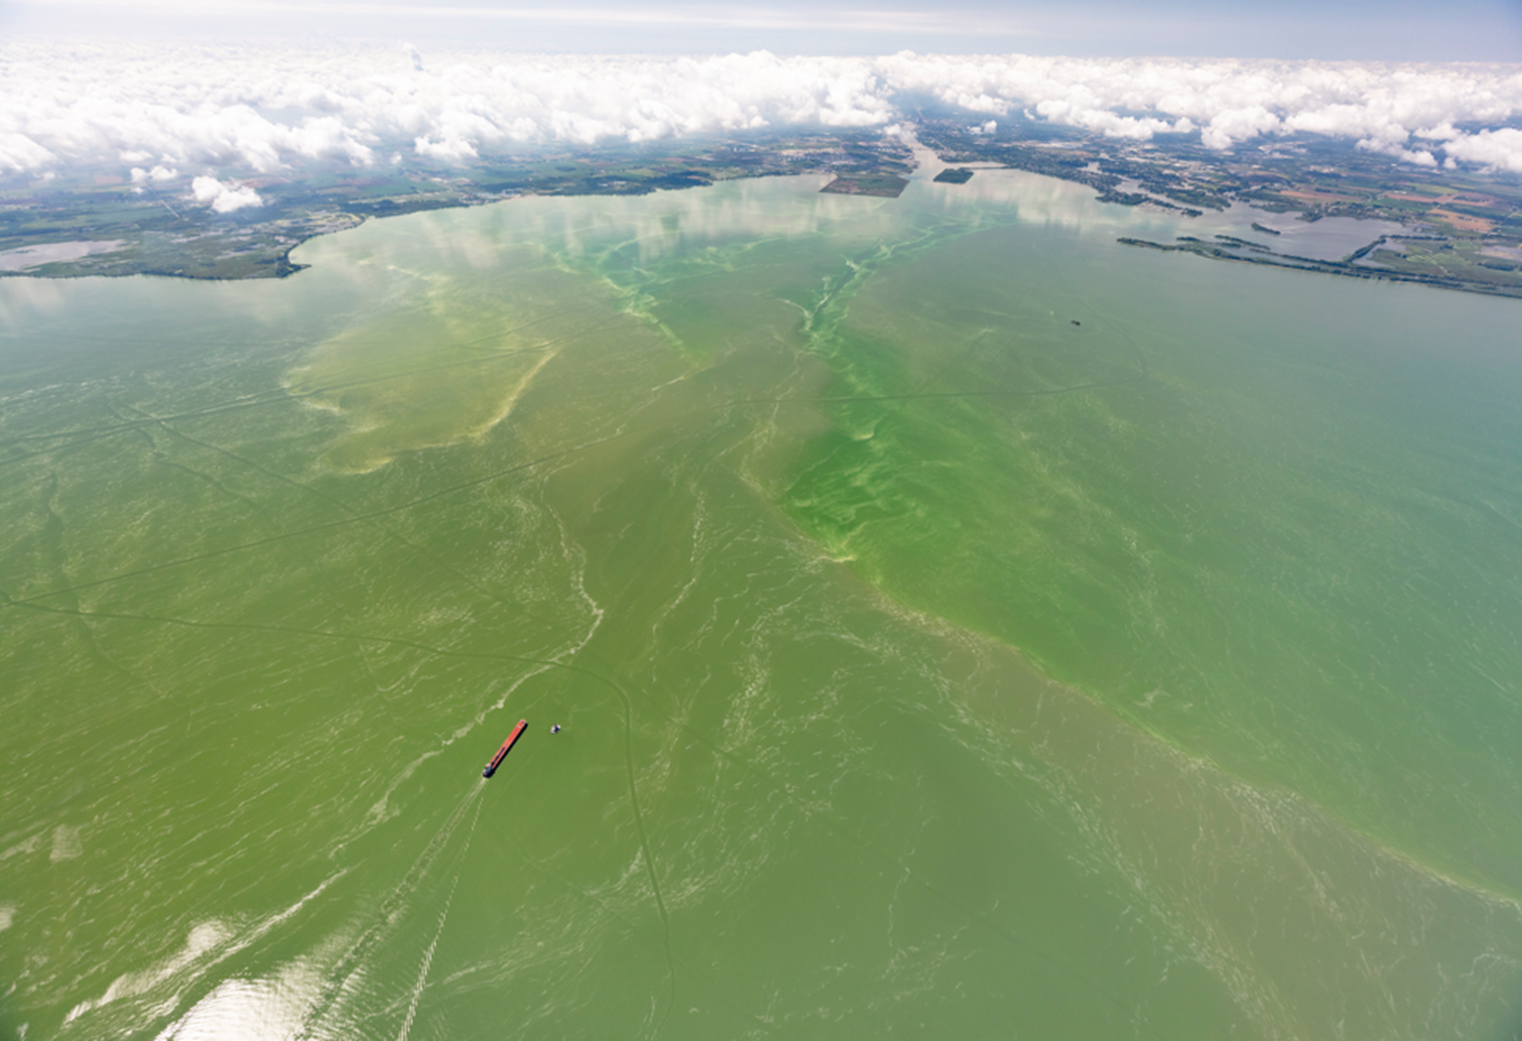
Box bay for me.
[2,163,1521,1040]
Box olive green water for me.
[3,165,1522,1040]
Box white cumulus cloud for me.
[877,53,1522,161]
[191,176,263,213]
[1441,127,1522,172]
[130,164,179,182]
[0,43,1519,178]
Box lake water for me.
[3,163,1522,1040]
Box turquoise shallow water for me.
[3,166,1522,1040]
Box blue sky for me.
[3,0,1520,60]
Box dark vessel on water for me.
[483,719,528,778]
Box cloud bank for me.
[2,43,1520,194]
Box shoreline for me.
[5,126,1519,305]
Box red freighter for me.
[482,719,528,778]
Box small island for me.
[933,168,975,184]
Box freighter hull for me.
[483,719,528,778]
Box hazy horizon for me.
[4,0,1522,60]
